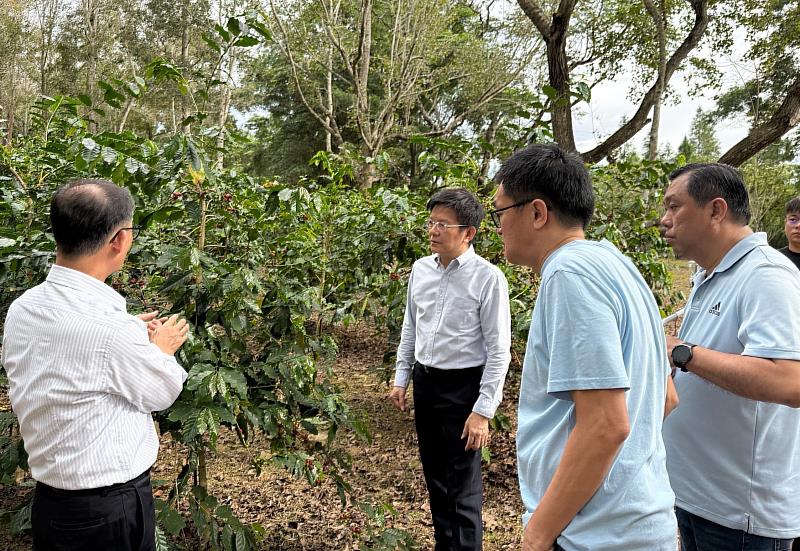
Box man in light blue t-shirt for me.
[660,163,800,551]
[489,143,678,551]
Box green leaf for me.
[542,85,559,100]
[0,237,15,248]
[81,138,100,161]
[233,36,259,47]
[226,17,242,37]
[125,157,140,174]
[156,498,186,536]
[215,24,231,42]
[101,147,118,164]
[154,526,170,551]
[219,368,248,398]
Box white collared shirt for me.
[394,246,512,418]
[1,265,187,490]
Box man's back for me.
[3,265,184,490]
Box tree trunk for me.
[214,53,236,169]
[118,98,134,133]
[644,0,667,160]
[180,13,191,134]
[719,76,800,167]
[83,0,100,132]
[547,15,576,152]
[516,0,578,152]
[480,114,502,182]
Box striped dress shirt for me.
[1,265,187,490]
[394,246,512,418]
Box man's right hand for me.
[151,314,190,355]
[388,386,407,411]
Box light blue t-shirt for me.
[517,240,676,551]
[663,232,800,538]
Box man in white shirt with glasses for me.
[2,179,189,551]
[388,188,512,551]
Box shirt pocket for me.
[452,297,480,331]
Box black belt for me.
[413,361,483,376]
[36,468,150,497]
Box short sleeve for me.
[542,270,630,400]
[738,263,800,360]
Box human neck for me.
[698,225,753,274]
[533,229,585,274]
[439,245,469,268]
[55,254,114,282]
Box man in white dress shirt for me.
[388,188,512,551]
[1,179,189,551]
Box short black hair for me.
[669,163,751,225]
[426,188,484,228]
[493,143,594,229]
[786,197,800,215]
[50,179,134,257]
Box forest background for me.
[0,0,799,549]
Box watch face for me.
[673,344,692,366]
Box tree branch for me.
[719,76,800,167]
[516,0,552,40]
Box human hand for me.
[522,524,555,551]
[151,314,190,355]
[461,412,490,451]
[666,334,682,367]
[388,386,407,411]
[137,311,166,339]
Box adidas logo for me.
[708,302,721,316]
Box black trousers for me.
[32,469,155,551]
[413,362,483,551]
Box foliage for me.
[590,155,684,311]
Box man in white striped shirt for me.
[1,179,189,551]
[388,188,512,551]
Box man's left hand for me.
[461,412,490,451]
[137,311,167,340]
[665,334,681,367]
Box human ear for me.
[531,199,548,229]
[710,198,728,222]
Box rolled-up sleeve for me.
[473,269,512,418]
[106,317,188,413]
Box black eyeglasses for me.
[110,225,142,242]
[487,200,532,228]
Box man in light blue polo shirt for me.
[661,163,800,551]
[491,143,678,551]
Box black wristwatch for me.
[672,342,696,372]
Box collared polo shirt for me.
[663,232,800,538]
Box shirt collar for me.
[435,245,476,269]
[697,232,765,282]
[46,265,127,312]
